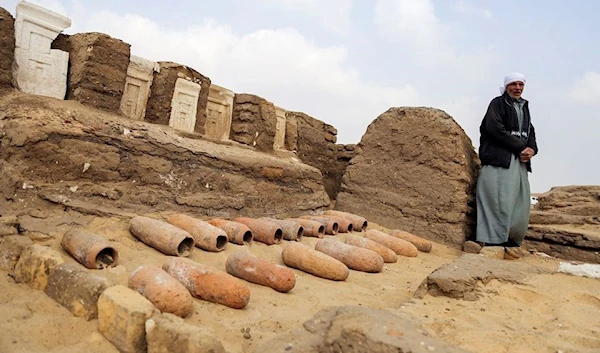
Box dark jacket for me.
[478,92,538,172]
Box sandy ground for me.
[1,213,599,353]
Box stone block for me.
[0,235,33,271]
[145,313,226,353]
[13,1,71,98]
[120,55,159,120]
[0,7,15,87]
[98,285,157,353]
[168,78,201,133]
[145,62,210,134]
[52,32,130,112]
[230,93,277,151]
[12,244,64,290]
[324,131,337,143]
[273,106,287,150]
[205,83,234,140]
[45,262,111,320]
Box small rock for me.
[462,240,482,254]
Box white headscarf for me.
[499,72,526,94]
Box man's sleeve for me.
[483,99,526,155]
[527,122,538,155]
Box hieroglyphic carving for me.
[205,84,234,140]
[169,78,201,133]
[120,55,159,120]
[273,106,287,150]
[13,1,71,99]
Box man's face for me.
[506,81,525,99]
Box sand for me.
[1,214,600,353]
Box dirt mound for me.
[537,185,600,216]
[254,306,469,353]
[0,7,14,87]
[0,90,330,218]
[336,107,480,248]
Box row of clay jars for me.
[315,238,384,273]
[390,229,433,252]
[323,210,368,232]
[364,229,418,257]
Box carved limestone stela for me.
[120,55,159,120]
[169,78,201,133]
[13,0,71,99]
[205,84,234,141]
[273,106,287,150]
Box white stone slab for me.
[13,0,71,99]
[169,78,201,133]
[273,106,287,150]
[120,55,159,120]
[205,84,234,140]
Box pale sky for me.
[2,0,599,193]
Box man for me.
[474,72,538,259]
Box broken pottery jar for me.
[286,218,324,238]
[167,214,228,252]
[319,215,354,233]
[129,216,195,257]
[61,229,119,269]
[233,217,282,245]
[324,210,368,232]
[260,218,303,241]
[208,219,253,245]
[300,215,339,235]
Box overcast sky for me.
[2,0,598,193]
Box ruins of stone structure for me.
[230,93,277,152]
[120,55,159,120]
[169,78,202,133]
[51,32,130,113]
[525,185,600,263]
[12,1,71,99]
[288,111,340,200]
[205,84,234,140]
[0,8,15,87]
[145,62,210,134]
[273,106,287,150]
[336,107,480,249]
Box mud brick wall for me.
[289,111,339,200]
[51,33,130,113]
[0,7,15,87]
[145,62,211,132]
[330,144,358,200]
[284,112,298,152]
[230,94,277,152]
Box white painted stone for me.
[120,55,159,120]
[273,106,287,150]
[13,0,71,99]
[169,78,201,133]
[205,84,234,140]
